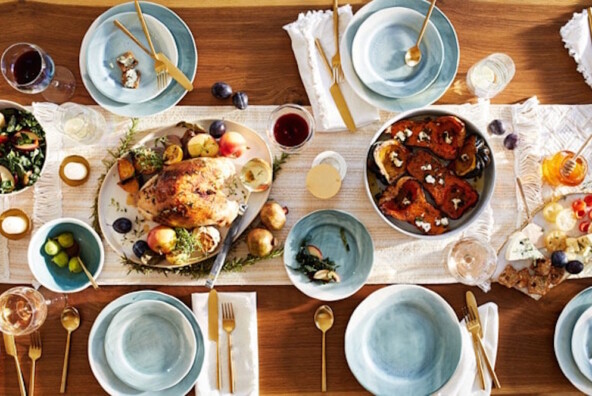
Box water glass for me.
[446,237,497,292]
[466,53,515,99]
[54,103,106,145]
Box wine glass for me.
[1,42,75,103]
[267,104,315,153]
[0,286,67,336]
[446,237,497,292]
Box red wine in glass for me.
[13,50,43,85]
[268,104,315,152]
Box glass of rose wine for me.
[0,286,66,336]
[1,42,75,103]
[267,104,315,153]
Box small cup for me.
[446,237,497,292]
[267,104,314,153]
[54,103,106,145]
[466,53,515,99]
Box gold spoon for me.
[314,305,335,392]
[76,257,99,290]
[404,0,437,67]
[60,306,80,393]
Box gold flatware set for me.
[209,290,238,393]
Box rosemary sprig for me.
[273,152,291,180]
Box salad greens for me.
[0,108,46,193]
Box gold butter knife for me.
[208,290,221,390]
[3,333,27,396]
[314,38,356,132]
[466,291,501,389]
[113,20,194,92]
[587,8,592,42]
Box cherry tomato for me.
[585,195,592,207]
[573,199,587,213]
[580,221,591,233]
[577,210,587,219]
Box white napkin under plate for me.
[283,5,379,132]
[435,303,499,396]
[561,9,592,90]
[192,292,259,396]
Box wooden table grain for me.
[0,0,591,395]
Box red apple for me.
[12,131,40,151]
[146,225,177,254]
[219,131,247,158]
[306,245,323,260]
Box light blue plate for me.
[88,291,205,396]
[104,300,196,391]
[345,285,462,396]
[86,12,179,104]
[352,7,444,98]
[555,286,592,394]
[284,209,374,301]
[79,1,197,117]
[27,218,104,293]
[341,0,459,112]
[571,306,592,382]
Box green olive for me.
[57,232,74,248]
[68,257,82,273]
[44,239,61,256]
[52,251,69,268]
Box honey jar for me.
[541,150,587,187]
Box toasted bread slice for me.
[378,177,449,235]
[116,51,138,72]
[389,116,466,160]
[406,150,479,219]
[122,69,141,89]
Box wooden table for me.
[0,0,591,394]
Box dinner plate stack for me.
[80,1,197,117]
[342,0,459,112]
[555,286,592,394]
[88,291,205,395]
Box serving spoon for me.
[404,0,437,67]
[314,305,335,392]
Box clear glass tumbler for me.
[54,103,106,145]
[466,53,515,99]
[446,237,497,292]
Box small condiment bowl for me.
[28,217,104,293]
[59,155,91,186]
[0,208,31,240]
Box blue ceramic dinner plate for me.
[88,291,205,396]
[341,0,459,112]
[571,306,592,382]
[104,300,196,391]
[352,7,444,98]
[555,286,592,394]
[86,12,179,104]
[284,210,374,301]
[27,218,104,293]
[345,285,462,396]
[79,1,197,117]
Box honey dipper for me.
[560,134,592,177]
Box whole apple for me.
[147,225,177,254]
[219,131,247,158]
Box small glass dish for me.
[267,104,315,153]
[0,208,31,240]
[59,155,91,187]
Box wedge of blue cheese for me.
[505,231,545,261]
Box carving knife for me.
[208,289,221,389]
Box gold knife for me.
[208,290,221,390]
[113,20,194,92]
[314,39,356,132]
[466,291,501,389]
[3,333,27,396]
[587,8,592,42]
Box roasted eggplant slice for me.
[372,139,410,185]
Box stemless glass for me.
[0,286,66,336]
[267,104,315,153]
[54,102,107,145]
[1,42,75,103]
[466,53,515,99]
[446,237,497,292]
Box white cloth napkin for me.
[434,303,499,396]
[192,292,259,396]
[561,9,592,89]
[283,5,379,132]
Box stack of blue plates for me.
[79,2,197,117]
[342,0,459,112]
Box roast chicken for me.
[136,157,240,228]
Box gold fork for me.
[222,302,236,394]
[463,307,501,389]
[134,0,168,89]
[29,331,42,396]
[331,0,343,83]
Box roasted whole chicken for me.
[136,157,240,228]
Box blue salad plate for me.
[345,285,462,395]
[88,291,205,395]
[284,209,374,301]
[341,0,459,112]
[79,1,197,117]
[352,7,444,98]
